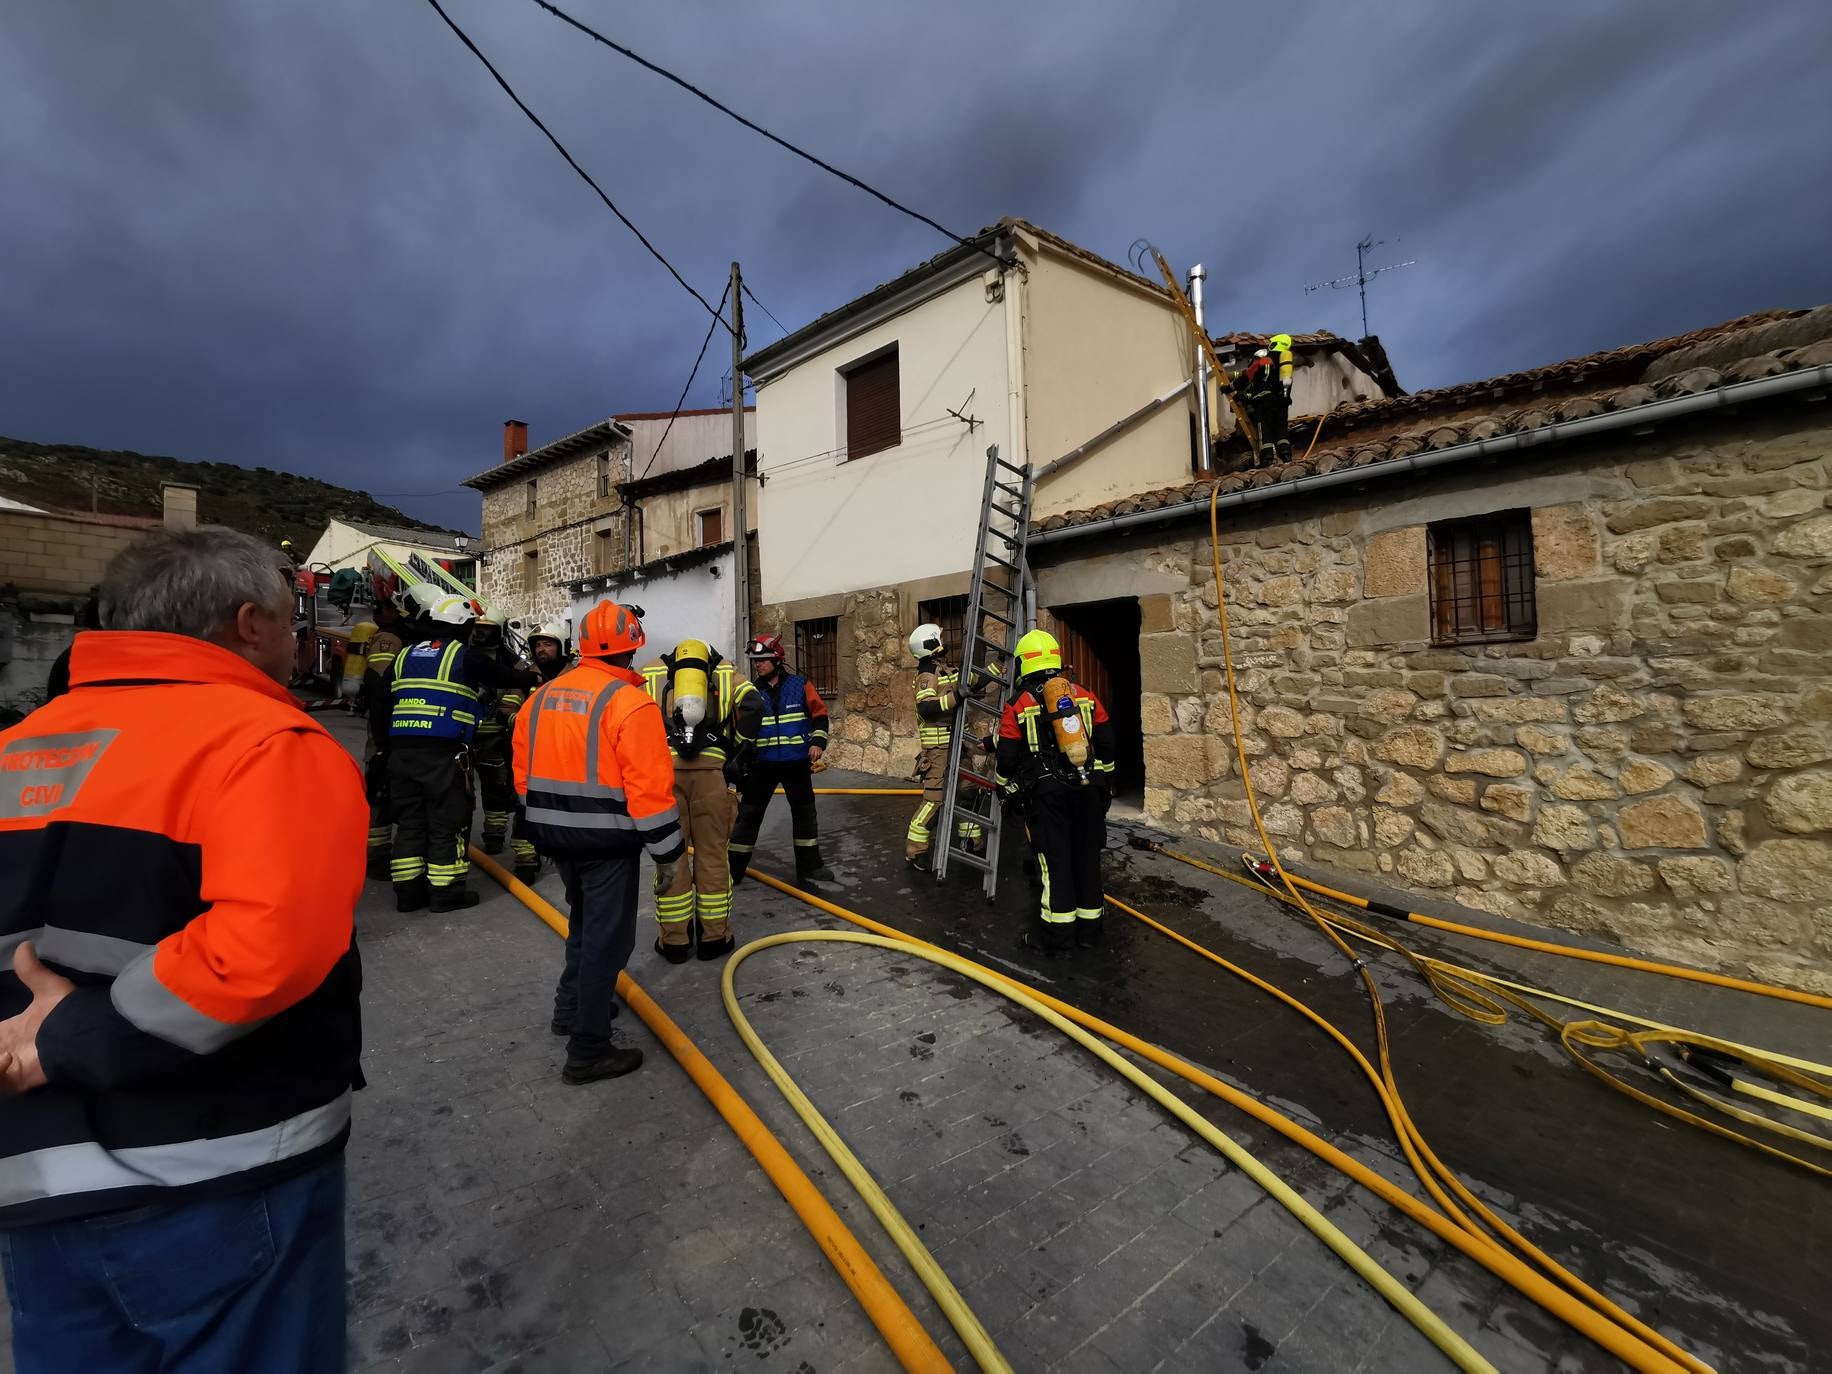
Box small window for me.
[917,595,970,660]
[843,346,900,460]
[795,616,839,701]
[1428,511,1536,645]
[594,528,618,575]
[597,453,612,499]
[525,480,538,518]
[697,507,724,548]
[523,550,539,596]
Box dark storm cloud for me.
[3,1,1828,531]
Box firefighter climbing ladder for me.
[933,444,1032,898]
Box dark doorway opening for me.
[1040,596,1144,802]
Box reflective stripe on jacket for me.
[755,673,828,764]
[914,660,962,748]
[995,681,1117,785]
[0,630,367,1228]
[387,638,479,743]
[513,659,684,861]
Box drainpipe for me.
[1003,244,1029,477]
[1188,265,1211,476]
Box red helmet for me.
[577,601,646,658]
[745,633,784,662]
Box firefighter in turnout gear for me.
[468,615,539,880]
[1235,332,1296,464]
[385,587,537,913]
[527,621,571,682]
[642,640,763,961]
[360,594,410,879]
[729,633,835,884]
[515,601,683,1084]
[995,628,1117,949]
[905,622,1000,870]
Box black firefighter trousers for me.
[1028,777,1107,935]
[387,741,472,897]
[729,760,826,882]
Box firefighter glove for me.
[653,858,679,895]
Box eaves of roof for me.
[566,539,734,594]
[618,450,756,503]
[1033,334,1832,545]
[462,418,630,491]
[740,217,1169,382]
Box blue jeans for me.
[1,1159,346,1374]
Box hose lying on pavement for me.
[724,930,1494,1374]
[740,865,1691,1374]
[466,848,952,1374]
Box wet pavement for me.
[3,737,1824,1373]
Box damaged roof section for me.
[1036,304,1832,538]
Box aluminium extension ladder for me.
[932,444,1033,899]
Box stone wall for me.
[754,571,983,781]
[1094,410,1832,991]
[475,444,628,628]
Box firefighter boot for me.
[394,880,429,913]
[367,850,392,882]
[430,883,482,913]
[696,916,735,961]
[654,889,694,964]
[514,856,543,884]
[1075,912,1105,947]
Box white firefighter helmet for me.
[908,623,944,661]
[527,621,568,650]
[395,582,444,618]
[401,583,476,627]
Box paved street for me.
[3,726,1824,1372]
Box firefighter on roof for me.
[905,622,999,871]
[1235,332,1296,464]
[642,640,763,961]
[729,633,835,884]
[995,628,1117,949]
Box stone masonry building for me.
[1026,307,1832,991]
[463,410,753,631]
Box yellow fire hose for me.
[466,849,952,1374]
[724,930,1494,1374]
[739,865,1690,1373]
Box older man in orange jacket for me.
[514,601,682,1085]
[0,525,366,1374]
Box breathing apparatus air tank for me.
[1039,675,1090,774]
[341,621,376,700]
[670,638,712,752]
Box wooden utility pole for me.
[730,261,751,657]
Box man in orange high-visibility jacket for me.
[0,525,366,1373]
[514,601,682,1085]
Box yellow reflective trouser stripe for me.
[793,837,819,848]
[908,802,936,843]
[391,857,424,879]
[919,730,951,746]
[655,891,695,924]
[1037,855,1075,922]
[698,888,732,918]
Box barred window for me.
[1428,511,1536,645]
[795,616,839,701]
[917,595,969,659]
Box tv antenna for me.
[1305,235,1416,338]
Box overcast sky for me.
[4,2,1828,532]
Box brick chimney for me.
[160,481,198,528]
[503,420,529,464]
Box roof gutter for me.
[1029,366,1831,547]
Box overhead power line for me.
[420,0,733,333]
[527,0,1007,269]
[638,278,733,483]
[741,281,791,339]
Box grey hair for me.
[100,525,292,639]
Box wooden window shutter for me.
[845,348,900,460]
